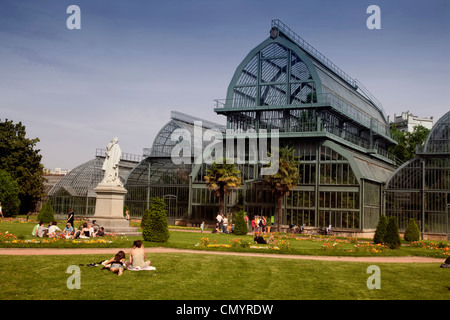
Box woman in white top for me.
[48,221,62,237]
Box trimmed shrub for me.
[233,209,248,235]
[373,215,388,244]
[142,197,170,243]
[404,218,420,242]
[385,216,401,249]
[37,199,54,224]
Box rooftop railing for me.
[96,148,143,163]
[271,19,358,89]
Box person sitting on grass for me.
[95,227,105,237]
[31,222,40,237]
[104,250,126,276]
[48,221,62,238]
[36,222,48,238]
[63,223,74,239]
[75,222,94,239]
[125,240,151,269]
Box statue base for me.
[92,183,140,236]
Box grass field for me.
[1,253,449,300]
[0,218,449,301]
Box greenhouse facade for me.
[384,111,450,240]
[124,20,398,237]
[48,20,447,238]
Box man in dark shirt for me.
[67,208,75,228]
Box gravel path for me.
[0,247,444,263]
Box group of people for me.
[103,240,151,276]
[215,213,234,234]
[31,208,105,239]
[250,215,271,234]
[32,220,105,239]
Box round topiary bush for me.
[142,197,170,243]
[404,218,420,242]
[37,199,55,224]
[385,216,401,249]
[373,215,388,244]
[233,209,248,235]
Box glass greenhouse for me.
[124,20,398,236]
[50,20,447,239]
[385,111,450,240]
[48,149,141,216]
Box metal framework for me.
[384,111,450,239]
[48,151,140,216]
[188,20,397,234]
[124,111,225,222]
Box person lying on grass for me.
[104,250,126,276]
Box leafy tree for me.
[389,125,430,163]
[373,215,388,244]
[0,119,46,213]
[233,209,248,235]
[385,216,401,249]
[37,199,55,224]
[404,218,421,242]
[204,159,241,217]
[142,197,170,242]
[0,169,21,216]
[264,146,300,232]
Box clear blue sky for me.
[1,0,449,170]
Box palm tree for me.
[204,158,242,217]
[264,146,300,232]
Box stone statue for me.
[101,137,122,186]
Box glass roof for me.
[146,111,225,158]
[49,157,138,198]
[423,111,450,154]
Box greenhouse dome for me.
[124,111,225,222]
[48,149,141,216]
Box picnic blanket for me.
[126,265,157,271]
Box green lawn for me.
[0,218,449,301]
[0,253,448,300]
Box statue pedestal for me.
[92,184,140,236]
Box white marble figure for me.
[101,137,123,186]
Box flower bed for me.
[197,236,290,251]
[0,230,118,245]
[411,241,450,256]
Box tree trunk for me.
[218,193,224,216]
[277,193,283,232]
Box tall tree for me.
[0,169,21,216]
[264,146,300,232]
[0,119,46,213]
[204,159,241,217]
